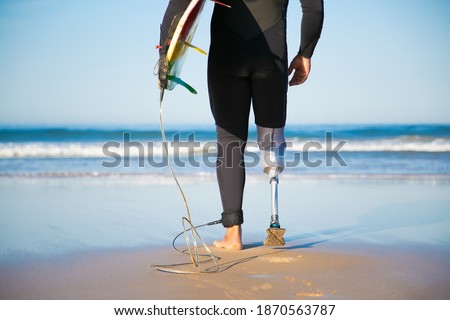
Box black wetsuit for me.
[160,0,324,227]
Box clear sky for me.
[0,0,449,127]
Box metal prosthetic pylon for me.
[264,174,286,246]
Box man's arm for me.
[288,55,311,86]
[160,0,191,49]
[159,0,190,89]
[288,0,324,86]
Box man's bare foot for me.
[213,225,243,250]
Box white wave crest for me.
[0,142,215,158]
[1,137,450,159]
[288,138,450,152]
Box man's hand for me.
[288,54,311,86]
[158,51,168,91]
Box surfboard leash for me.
[149,0,233,275]
[149,91,222,274]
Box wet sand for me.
[1,175,449,300]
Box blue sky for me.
[0,0,449,127]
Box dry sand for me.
[2,240,449,300]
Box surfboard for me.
[165,0,208,94]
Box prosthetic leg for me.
[258,126,286,246]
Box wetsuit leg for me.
[216,126,246,228]
[251,18,288,129]
[208,60,251,227]
[208,8,288,228]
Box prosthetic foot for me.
[258,126,286,246]
[264,172,286,246]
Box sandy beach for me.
[2,241,449,300]
[1,175,449,300]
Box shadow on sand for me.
[152,199,449,274]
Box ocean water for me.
[1,124,450,262]
[0,124,449,177]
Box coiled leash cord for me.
[149,94,222,274]
[151,218,223,274]
[150,1,232,272]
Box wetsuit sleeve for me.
[299,0,324,58]
[160,0,191,49]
